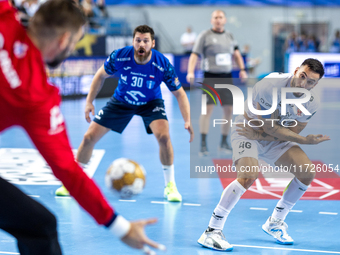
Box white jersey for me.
[244,72,320,125]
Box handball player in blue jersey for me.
[56,25,193,201]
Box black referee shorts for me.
[202,72,233,106]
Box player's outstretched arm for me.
[237,120,309,141]
[85,65,110,122]
[258,109,330,144]
[172,87,194,142]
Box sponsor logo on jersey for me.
[126,90,146,101]
[174,77,180,86]
[13,41,28,59]
[147,80,155,89]
[124,66,131,70]
[130,71,146,77]
[149,75,155,79]
[0,33,21,89]
[121,74,127,83]
[260,98,272,108]
[117,57,131,61]
[152,62,164,72]
[297,108,303,116]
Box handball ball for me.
[105,158,146,198]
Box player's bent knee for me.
[237,177,257,190]
[83,131,97,146]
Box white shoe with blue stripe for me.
[262,216,294,245]
[198,227,233,251]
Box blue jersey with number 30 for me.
[104,46,181,105]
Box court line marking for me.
[151,201,168,204]
[119,199,136,202]
[290,210,303,213]
[183,203,201,206]
[232,244,340,254]
[54,197,72,199]
[250,207,268,210]
[0,252,19,255]
[28,195,40,198]
[319,212,338,215]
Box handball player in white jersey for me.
[198,58,330,251]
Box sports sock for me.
[271,177,308,221]
[162,164,175,186]
[221,135,228,146]
[201,134,207,146]
[208,179,246,230]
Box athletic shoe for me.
[55,185,70,196]
[197,227,233,251]
[219,142,232,154]
[262,216,294,244]
[199,144,209,156]
[164,181,182,202]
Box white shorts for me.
[231,115,299,166]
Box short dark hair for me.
[301,58,325,79]
[133,25,155,41]
[29,0,86,39]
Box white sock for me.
[162,164,175,186]
[272,177,308,221]
[209,179,246,230]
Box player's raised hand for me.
[84,102,95,123]
[305,134,330,144]
[185,121,194,142]
[121,218,166,255]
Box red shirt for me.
[0,1,115,226]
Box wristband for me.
[107,215,131,238]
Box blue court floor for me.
[0,87,340,255]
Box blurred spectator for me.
[96,0,108,18]
[81,0,94,18]
[307,35,320,52]
[297,33,307,52]
[330,30,340,53]
[180,26,196,55]
[285,32,298,53]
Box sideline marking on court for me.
[183,203,201,206]
[151,201,168,204]
[119,199,136,202]
[250,207,268,211]
[233,244,340,254]
[319,212,338,215]
[28,195,40,198]
[54,196,72,199]
[0,252,19,255]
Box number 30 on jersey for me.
[131,76,143,87]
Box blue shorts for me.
[93,97,168,134]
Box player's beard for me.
[46,47,70,69]
[134,47,151,63]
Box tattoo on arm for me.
[261,132,268,137]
